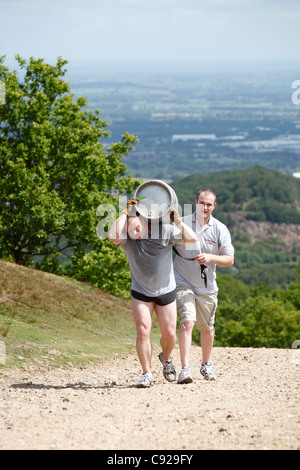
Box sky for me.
[1,0,300,71]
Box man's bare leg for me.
[155,300,177,361]
[131,297,154,372]
[201,327,214,364]
[178,320,194,367]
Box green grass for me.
[0,260,161,370]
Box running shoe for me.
[158,352,176,382]
[177,366,193,384]
[200,362,216,380]
[136,371,154,388]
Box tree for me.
[215,281,300,349]
[0,55,139,271]
[226,296,300,348]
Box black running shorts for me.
[131,289,176,306]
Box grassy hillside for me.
[171,165,300,287]
[0,260,160,369]
[1,261,298,362]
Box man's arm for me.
[108,212,127,245]
[170,208,197,244]
[108,197,140,245]
[194,253,234,267]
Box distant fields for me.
[70,60,300,180]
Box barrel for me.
[133,180,178,222]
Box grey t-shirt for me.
[120,223,182,297]
[174,213,234,294]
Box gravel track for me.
[0,346,299,450]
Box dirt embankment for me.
[0,346,299,450]
[234,217,300,250]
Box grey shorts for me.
[176,286,218,331]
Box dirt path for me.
[0,346,299,450]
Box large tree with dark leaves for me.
[0,55,138,288]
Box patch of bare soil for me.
[0,346,299,450]
[234,217,300,249]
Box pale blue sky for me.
[1,0,300,69]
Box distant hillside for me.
[171,166,300,287]
[171,165,300,222]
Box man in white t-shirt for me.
[174,189,234,384]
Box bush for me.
[216,296,299,348]
[70,242,132,300]
[188,273,300,349]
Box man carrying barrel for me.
[108,195,197,388]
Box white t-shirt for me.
[174,213,234,294]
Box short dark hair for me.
[196,188,216,202]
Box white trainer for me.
[177,366,193,384]
[136,371,154,388]
[200,362,216,380]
